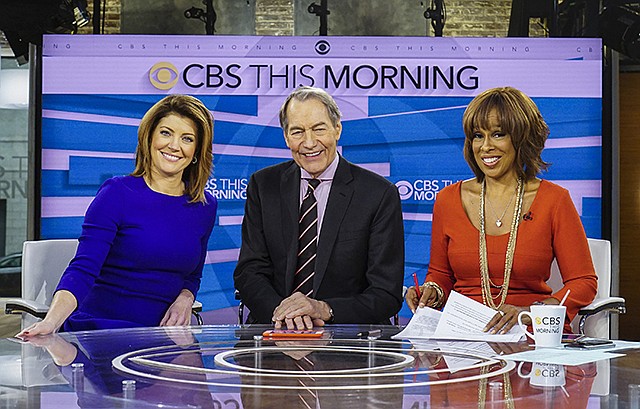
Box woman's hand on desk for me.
[484,297,561,334]
[483,304,529,334]
[16,290,76,339]
[483,296,561,334]
[160,289,194,327]
[16,320,57,339]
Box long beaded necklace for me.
[479,177,525,309]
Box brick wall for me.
[255,0,294,36]
[433,0,545,37]
[442,0,513,37]
[78,0,122,34]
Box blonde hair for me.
[131,94,214,203]
[462,87,550,182]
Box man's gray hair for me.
[279,86,342,131]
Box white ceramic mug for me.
[517,305,566,348]
[517,362,566,388]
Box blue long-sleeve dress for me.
[55,175,217,331]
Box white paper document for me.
[504,348,624,366]
[503,340,640,365]
[393,304,442,339]
[393,291,525,342]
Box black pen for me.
[357,329,382,339]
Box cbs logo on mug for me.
[534,316,562,326]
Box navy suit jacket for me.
[234,156,404,324]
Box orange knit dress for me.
[425,180,597,327]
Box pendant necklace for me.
[484,183,518,228]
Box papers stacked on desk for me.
[393,291,525,343]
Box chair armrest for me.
[5,298,206,325]
[235,290,244,325]
[3,298,49,319]
[191,300,203,325]
[578,296,626,317]
[575,296,626,336]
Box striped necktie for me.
[292,179,321,297]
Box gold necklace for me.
[484,185,517,228]
[479,177,524,309]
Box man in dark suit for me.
[234,86,404,329]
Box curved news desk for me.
[0,325,638,408]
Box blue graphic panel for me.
[40,93,603,320]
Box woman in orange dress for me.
[406,87,597,334]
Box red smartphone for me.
[262,329,325,339]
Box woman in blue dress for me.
[18,94,217,335]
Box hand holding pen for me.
[406,272,442,313]
[413,272,422,299]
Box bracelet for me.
[422,281,445,308]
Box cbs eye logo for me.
[149,62,179,90]
[315,40,331,55]
[395,181,413,200]
[534,369,541,376]
[535,317,542,325]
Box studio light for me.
[0,0,89,65]
[49,0,91,34]
[308,1,329,36]
[423,0,446,37]
[600,5,640,61]
[184,0,217,35]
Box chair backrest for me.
[585,238,611,300]
[547,239,611,396]
[548,239,613,397]
[547,238,611,336]
[11,240,78,388]
[22,239,79,306]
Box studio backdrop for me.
[38,35,602,320]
